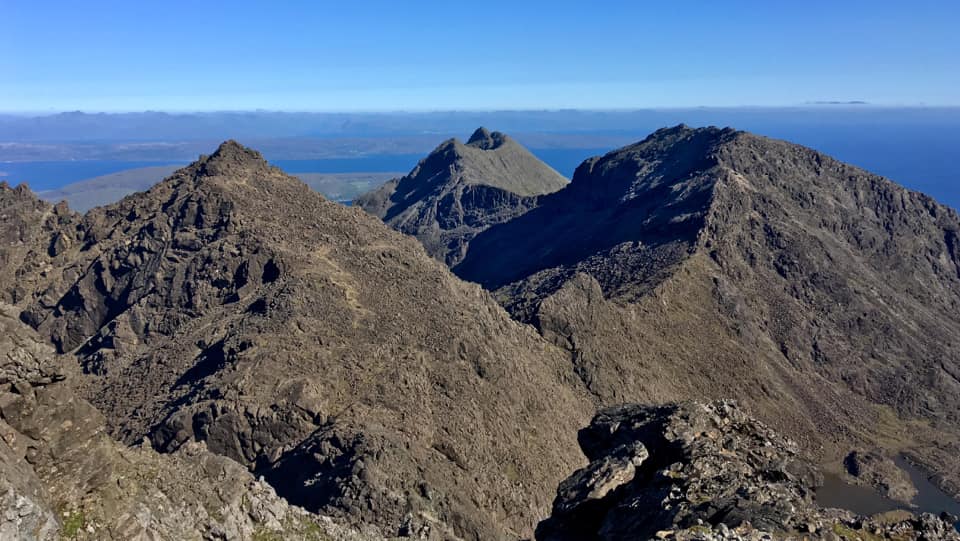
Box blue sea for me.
[1,123,957,209]
[0,161,182,191]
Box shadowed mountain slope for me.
[355,128,568,266]
[7,141,593,540]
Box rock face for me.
[355,127,568,266]
[10,141,592,540]
[0,304,379,541]
[0,181,81,306]
[453,125,960,497]
[537,401,960,541]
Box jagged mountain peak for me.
[188,139,275,181]
[454,126,736,290]
[593,123,736,158]
[355,128,569,266]
[402,127,565,196]
[649,122,728,137]
[79,138,316,234]
[0,180,36,197]
[208,138,266,163]
[620,123,739,154]
[458,124,953,294]
[467,126,492,143]
[600,123,732,155]
[560,125,742,210]
[465,126,510,150]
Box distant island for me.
[807,100,870,105]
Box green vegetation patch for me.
[62,510,86,538]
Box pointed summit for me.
[466,126,509,150]
[355,128,568,265]
[196,139,272,177]
[467,126,492,143]
[210,139,264,161]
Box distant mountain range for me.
[3,108,957,142]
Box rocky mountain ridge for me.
[448,126,960,506]
[2,141,593,540]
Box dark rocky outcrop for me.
[8,141,592,540]
[451,125,960,499]
[537,401,960,541]
[355,128,567,266]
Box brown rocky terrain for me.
[0,181,81,306]
[355,128,568,266]
[451,125,960,501]
[0,304,381,541]
[5,142,594,540]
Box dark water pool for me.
[895,456,960,519]
[815,455,960,531]
[816,471,905,515]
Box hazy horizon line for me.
[5,103,960,116]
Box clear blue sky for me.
[3,0,958,112]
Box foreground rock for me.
[0,305,380,541]
[537,401,960,541]
[355,127,567,266]
[8,142,592,539]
